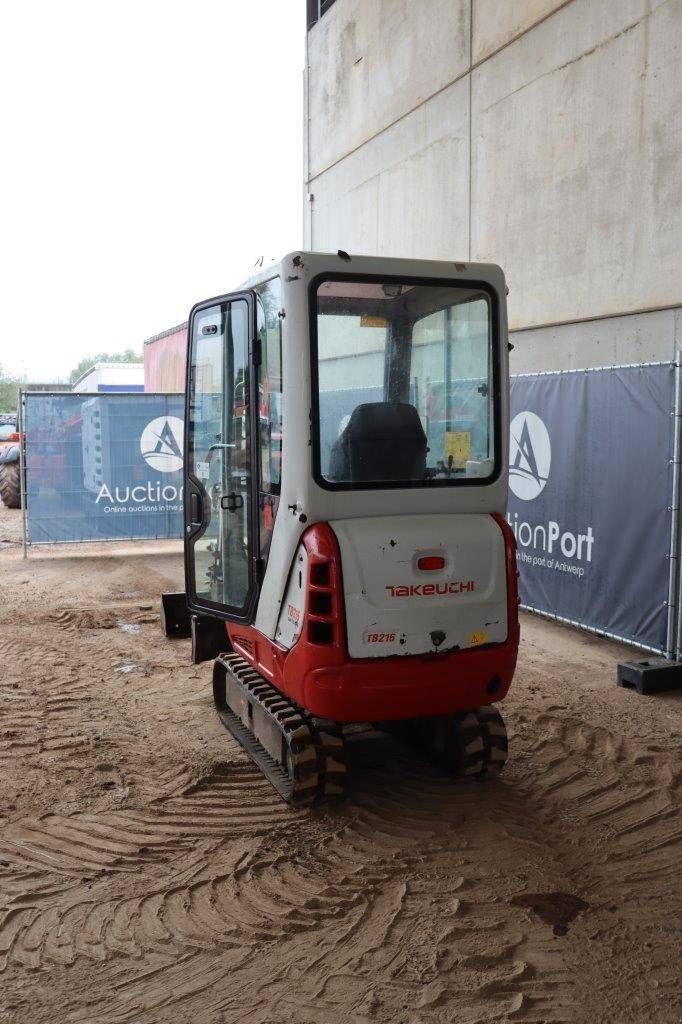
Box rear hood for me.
[331,514,508,658]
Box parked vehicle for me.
[0,416,21,509]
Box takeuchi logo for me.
[140,416,184,473]
[509,411,551,501]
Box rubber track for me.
[213,653,346,806]
[383,705,509,779]
[454,705,509,777]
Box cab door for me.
[184,292,258,623]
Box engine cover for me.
[331,514,508,658]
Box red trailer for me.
[144,324,187,393]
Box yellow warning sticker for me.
[360,315,388,328]
[468,630,487,647]
[444,430,471,468]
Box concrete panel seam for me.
[510,304,682,336]
[473,0,576,65]
[477,8,657,118]
[306,0,577,185]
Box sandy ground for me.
[0,503,680,1024]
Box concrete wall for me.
[305,0,682,370]
[511,306,682,373]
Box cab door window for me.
[255,277,282,561]
[186,298,253,614]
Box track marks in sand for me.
[0,764,292,972]
[0,597,192,790]
[1,579,680,1024]
[0,673,95,769]
[512,709,682,1018]
[46,739,579,1024]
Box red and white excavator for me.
[163,251,519,804]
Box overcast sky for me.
[0,1,305,382]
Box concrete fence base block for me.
[617,658,682,696]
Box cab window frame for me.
[308,271,502,491]
[254,276,283,496]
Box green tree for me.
[0,365,24,414]
[69,349,141,384]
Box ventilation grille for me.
[307,557,336,646]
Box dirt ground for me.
[0,503,680,1024]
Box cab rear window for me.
[312,276,498,489]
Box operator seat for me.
[328,401,427,483]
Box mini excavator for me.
[163,251,519,804]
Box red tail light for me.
[8,432,19,442]
[417,555,445,571]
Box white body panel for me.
[228,252,509,644]
[332,514,508,658]
[275,543,308,649]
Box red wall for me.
[144,327,187,393]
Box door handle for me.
[220,492,244,512]
[190,491,203,526]
[207,442,235,453]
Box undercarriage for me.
[212,652,509,805]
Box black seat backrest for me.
[328,401,427,483]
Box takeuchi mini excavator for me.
[163,251,519,804]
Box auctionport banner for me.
[509,364,675,652]
[24,393,184,543]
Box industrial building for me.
[71,361,144,393]
[304,0,681,372]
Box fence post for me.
[669,353,682,659]
[18,390,28,560]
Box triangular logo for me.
[509,410,551,500]
[512,417,542,485]
[140,415,184,473]
[152,420,182,459]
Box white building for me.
[71,362,144,394]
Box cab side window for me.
[255,278,283,560]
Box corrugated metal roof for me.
[144,323,187,347]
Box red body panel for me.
[228,517,519,722]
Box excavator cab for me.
[164,252,519,804]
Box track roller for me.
[212,653,347,805]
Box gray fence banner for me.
[509,364,675,653]
[24,392,184,543]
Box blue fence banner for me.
[509,364,675,653]
[24,393,184,543]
